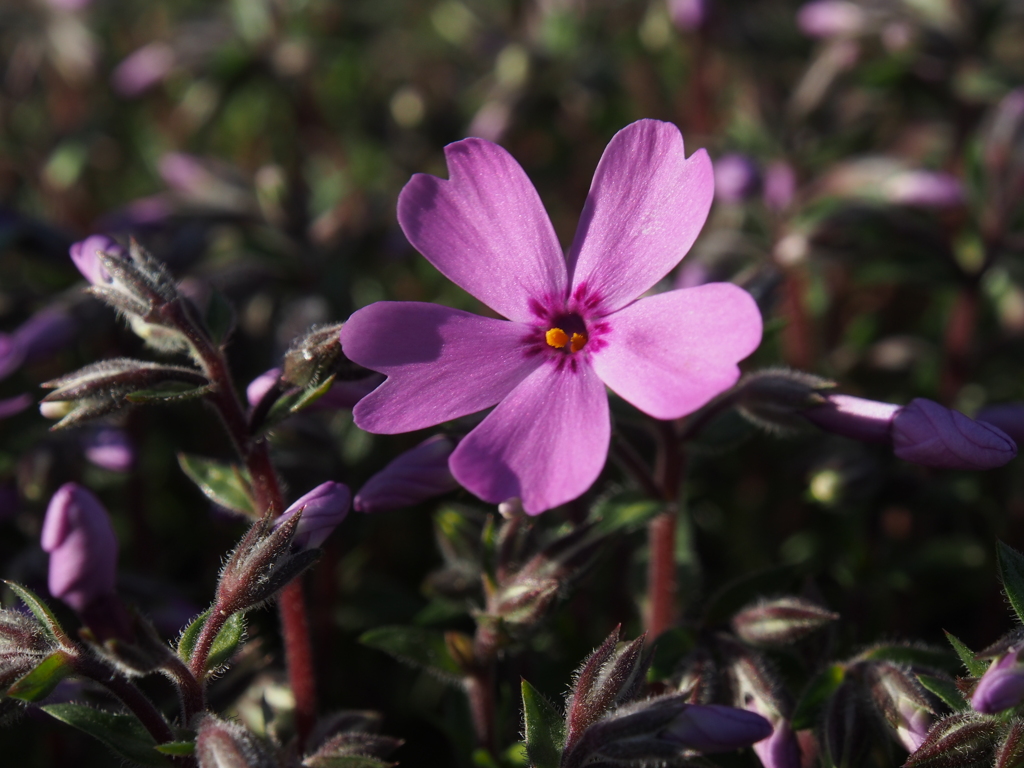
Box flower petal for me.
[591,284,762,420]
[567,120,714,313]
[449,361,610,514]
[341,302,541,433]
[397,138,567,322]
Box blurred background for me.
[2,0,1024,765]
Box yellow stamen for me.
[570,332,588,353]
[546,328,569,348]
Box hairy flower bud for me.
[354,435,460,513]
[736,369,836,433]
[273,481,350,550]
[731,596,839,646]
[893,399,1017,470]
[904,712,997,767]
[196,714,277,768]
[972,647,1024,715]
[662,704,773,753]
[282,322,348,389]
[41,483,118,613]
[866,662,935,751]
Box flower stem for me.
[161,652,205,725]
[645,421,684,638]
[467,621,500,755]
[166,299,318,742]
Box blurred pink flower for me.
[111,42,175,98]
[342,120,762,514]
[796,0,866,38]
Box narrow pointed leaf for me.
[359,626,463,684]
[41,703,172,767]
[177,453,256,516]
[522,680,565,768]
[998,541,1024,625]
[6,651,74,702]
[4,581,69,645]
[792,663,846,731]
[125,383,213,404]
[945,631,988,677]
[918,673,968,711]
[154,741,196,756]
[857,644,955,671]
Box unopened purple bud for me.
[892,399,1017,470]
[0,393,32,420]
[896,697,931,751]
[802,394,899,443]
[69,235,123,285]
[972,648,1024,714]
[354,435,459,513]
[246,368,281,408]
[275,481,350,550]
[82,428,135,472]
[976,403,1024,447]
[41,483,118,613]
[763,162,797,212]
[753,719,802,768]
[668,0,707,31]
[662,704,773,753]
[715,154,760,204]
[796,0,866,38]
[111,42,175,98]
[883,171,965,208]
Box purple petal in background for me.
[763,161,797,211]
[668,0,707,31]
[796,0,865,38]
[342,302,540,433]
[449,361,610,514]
[883,171,965,208]
[892,398,1017,470]
[397,138,567,323]
[753,719,802,768]
[354,435,460,513]
[13,307,77,365]
[0,335,25,381]
[714,154,761,204]
[69,234,122,285]
[567,120,715,314]
[592,284,762,420]
[0,393,32,420]
[82,427,135,472]
[111,42,175,98]
[246,367,282,407]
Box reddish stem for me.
[645,422,684,638]
[279,579,318,744]
[780,269,815,371]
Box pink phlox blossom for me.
[341,120,763,514]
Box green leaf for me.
[648,627,696,681]
[944,631,988,677]
[856,644,956,671]
[917,673,967,711]
[154,741,195,756]
[263,376,336,429]
[997,541,1024,625]
[177,453,256,516]
[289,375,335,413]
[4,580,68,644]
[204,289,236,347]
[359,626,463,684]
[6,651,74,702]
[41,703,172,767]
[792,663,846,731]
[590,494,666,536]
[177,610,245,674]
[125,383,213,404]
[521,680,565,768]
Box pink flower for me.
[341,120,762,514]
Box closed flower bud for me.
[893,399,1017,470]
[69,235,123,286]
[282,322,348,389]
[662,704,773,753]
[715,154,761,204]
[972,647,1024,715]
[195,714,277,768]
[977,403,1024,447]
[866,662,935,752]
[905,712,997,767]
[354,435,460,513]
[274,481,350,550]
[732,596,839,646]
[802,394,899,443]
[41,483,118,613]
[736,369,836,434]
